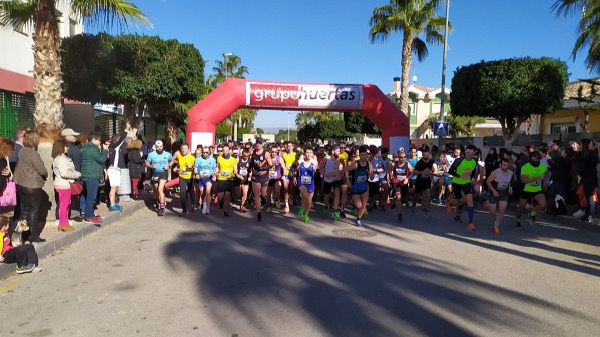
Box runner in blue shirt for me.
[194,148,217,215]
[145,140,173,216]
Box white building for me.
[0,3,84,136]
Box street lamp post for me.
[438,0,450,148]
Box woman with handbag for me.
[13,130,48,243]
[0,137,17,219]
[52,140,81,232]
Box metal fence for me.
[0,90,35,138]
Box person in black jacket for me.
[127,139,144,200]
[572,139,599,223]
[106,131,129,212]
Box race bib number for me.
[269,170,278,179]
[497,182,509,190]
[376,167,384,173]
[200,170,209,178]
[422,172,430,179]
[220,171,230,177]
[396,175,406,182]
[461,170,473,179]
[239,168,248,176]
[357,175,367,183]
[301,175,312,184]
[531,181,541,187]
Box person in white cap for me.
[61,128,82,220]
[145,140,173,216]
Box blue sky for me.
[103,0,591,129]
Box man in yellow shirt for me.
[216,144,238,217]
[171,143,196,214]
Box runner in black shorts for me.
[235,148,252,212]
[251,138,272,222]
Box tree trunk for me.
[233,119,238,141]
[33,0,64,130]
[166,115,178,146]
[399,30,413,116]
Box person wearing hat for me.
[61,128,82,220]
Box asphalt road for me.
[1,203,599,337]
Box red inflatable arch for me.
[186,78,409,151]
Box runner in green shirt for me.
[515,151,548,226]
[447,145,478,231]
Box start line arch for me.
[186,78,409,151]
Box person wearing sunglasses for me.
[389,150,412,222]
[194,146,216,215]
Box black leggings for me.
[16,185,44,241]
[3,244,38,267]
[179,178,195,211]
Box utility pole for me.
[438,0,450,148]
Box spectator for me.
[80,133,108,225]
[0,137,16,220]
[8,128,25,172]
[52,140,81,232]
[13,129,48,243]
[107,132,128,212]
[572,139,599,222]
[1,217,41,274]
[484,147,499,183]
[127,139,144,200]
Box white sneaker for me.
[572,209,585,219]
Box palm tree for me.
[369,0,448,114]
[0,0,149,130]
[553,0,600,73]
[212,53,249,140]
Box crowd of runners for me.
[146,137,599,234]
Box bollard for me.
[117,168,132,201]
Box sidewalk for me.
[0,197,147,279]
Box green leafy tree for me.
[344,112,381,135]
[369,0,448,114]
[297,119,348,143]
[275,129,298,143]
[61,34,204,143]
[450,57,568,140]
[553,0,600,73]
[0,0,149,130]
[426,115,485,137]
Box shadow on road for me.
[163,211,595,337]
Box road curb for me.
[0,200,146,279]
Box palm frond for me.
[72,0,151,31]
[0,0,35,30]
[412,37,429,62]
[552,0,590,17]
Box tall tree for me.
[344,112,381,135]
[553,0,600,73]
[450,57,568,142]
[0,0,149,130]
[211,53,250,140]
[369,0,448,114]
[61,34,205,143]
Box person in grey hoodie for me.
[13,130,48,243]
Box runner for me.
[194,146,216,215]
[448,145,478,231]
[282,142,297,214]
[407,147,419,208]
[267,146,283,212]
[347,146,373,228]
[297,147,317,223]
[515,151,548,227]
[235,147,252,212]
[338,144,351,218]
[251,138,272,222]
[389,150,412,221]
[413,147,434,220]
[484,157,514,234]
[215,145,237,217]
[145,140,173,216]
[434,152,450,205]
[172,143,196,214]
[319,145,343,220]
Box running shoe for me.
[445,198,453,213]
[283,206,289,214]
[108,204,122,212]
[332,211,341,221]
[356,219,363,228]
[493,226,501,235]
[298,208,305,220]
[158,207,165,216]
[16,264,36,274]
[304,214,311,223]
[467,223,476,231]
[275,200,281,210]
[340,210,347,219]
[528,210,537,225]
